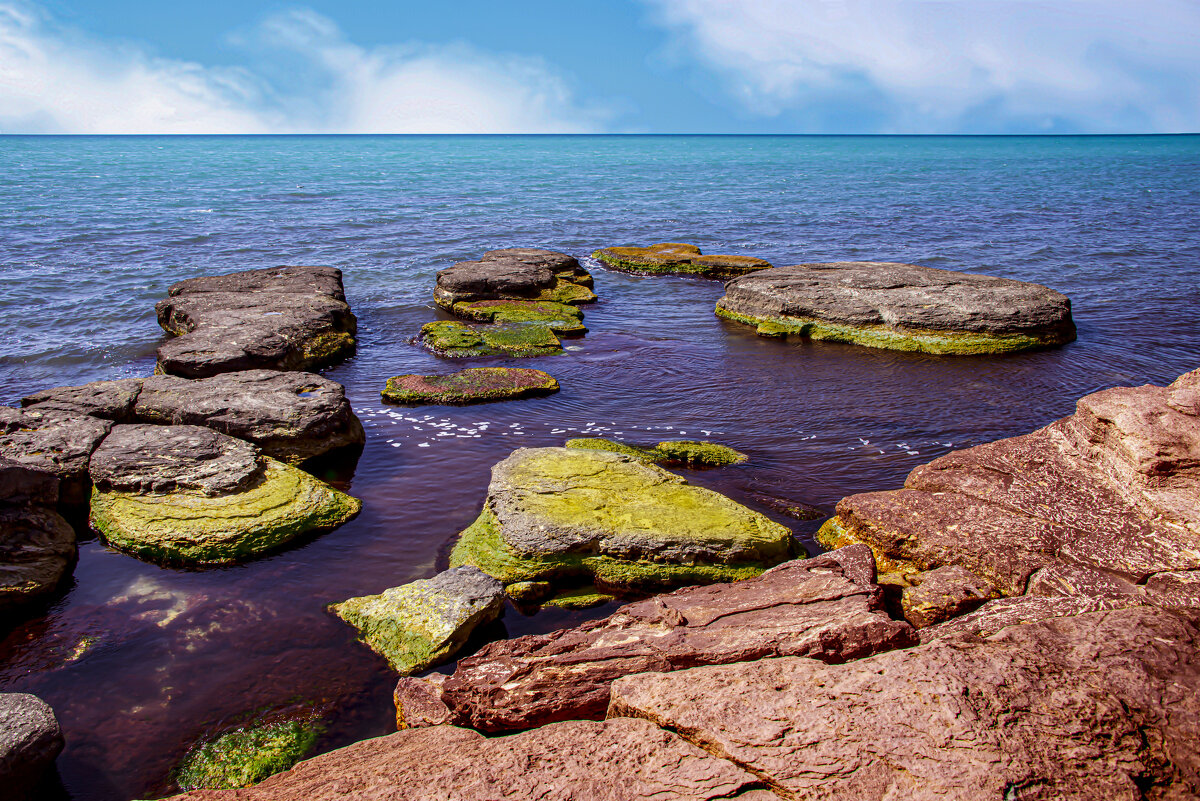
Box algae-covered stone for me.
[330,566,505,675]
[417,321,562,358]
[434,249,596,310]
[175,719,321,791]
[382,368,559,406]
[542,586,615,609]
[449,300,586,335]
[565,437,747,467]
[449,447,792,591]
[593,243,772,279]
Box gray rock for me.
[0,460,76,614]
[0,693,64,800]
[434,249,595,309]
[716,261,1076,354]
[155,266,357,378]
[21,378,143,420]
[0,407,112,507]
[88,424,262,496]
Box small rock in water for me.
[381,367,559,406]
[593,242,772,279]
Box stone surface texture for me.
[433,248,596,309]
[609,605,1200,801]
[593,243,773,278]
[0,692,64,801]
[89,424,262,496]
[330,566,505,675]
[899,565,997,628]
[0,407,111,507]
[565,437,747,467]
[155,266,357,378]
[0,459,76,613]
[21,378,144,420]
[716,261,1076,354]
[382,368,559,405]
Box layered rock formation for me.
[716,261,1076,354]
[382,368,559,405]
[155,266,357,378]
[0,693,64,801]
[593,243,772,278]
[0,460,75,613]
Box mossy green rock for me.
[450,300,586,335]
[593,243,772,279]
[175,719,321,791]
[449,447,792,591]
[565,437,747,467]
[418,321,562,358]
[383,367,560,405]
[90,457,361,565]
[330,566,505,675]
[543,586,615,609]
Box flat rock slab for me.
[89,424,262,495]
[593,242,772,278]
[166,718,767,801]
[820,368,1200,603]
[609,605,1200,800]
[449,447,794,591]
[405,546,914,733]
[716,261,1076,354]
[155,266,357,378]
[434,248,596,309]
[0,460,75,614]
[0,407,112,507]
[331,566,505,674]
[382,368,559,405]
[21,378,143,420]
[0,693,64,801]
[447,299,587,335]
[417,320,562,358]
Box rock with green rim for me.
[89,425,360,565]
[449,447,793,591]
[449,300,586,335]
[175,719,322,791]
[330,566,505,675]
[593,243,772,278]
[417,321,562,358]
[716,261,1076,355]
[565,437,747,467]
[434,248,596,310]
[382,368,559,406]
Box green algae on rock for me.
[383,367,560,406]
[450,300,586,335]
[542,586,615,610]
[417,321,562,358]
[565,437,747,467]
[175,719,322,791]
[592,243,772,279]
[330,566,505,675]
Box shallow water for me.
[1,134,1198,800]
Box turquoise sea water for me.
[1,135,1198,799]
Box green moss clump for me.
[297,331,357,369]
[542,586,615,609]
[175,720,321,791]
[537,280,597,305]
[564,437,658,461]
[419,321,562,358]
[451,300,586,335]
[565,437,747,467]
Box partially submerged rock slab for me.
[155,266,357,378]
[0,407,112,507]
[566,437,747,467]
[0,460,76,614]
[21,378,143,420]
[449,447,794,591]
[382,368,559,406]
[716,261,1076,354]
[448,299,586,335]
[415,546,913,733]
[593,243,772,278]
[417,321,562,358]
[0,693,64,801]
[330,566,505,675]
[609,605,1200,800]
[433,248,596,310]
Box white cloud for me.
[645,0,1200,132]
[0,3,610,133]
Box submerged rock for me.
[89,425,361,564]
[449,447,794,591]
[330,566,505,675]
[593,243,772,279]
[716,261,1076,354]
[448,300,586,335]
[0,693,64,801]
[417,321,562,358]
[155,266,357,378]
[564,437,747,467]
[175,719,322,791]
[433,248,596,309]
[608,605,1200,800]
[0,460,76,614]
[0,407,112,507]
[382,368,559,405]
[408,546,913,733]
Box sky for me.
[1,0,1198,134]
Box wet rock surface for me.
[410,546,914,733]
[716,261,1076,354]
[382,367,559,405]
[0,460,76,614]
[593,242,772,278]
[89,424,262,496]
[0,692,64,801]
[417,320,563,358]
[0,407,112,507]
[155,266,357,378]
[609,605,1200,801]
[21,378,144,420]
[434,248,596,309]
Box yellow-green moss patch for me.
[450,300,586,335]
[175,719,322,791]
[418,321,562,358]
[383,367,559,405]
[565,437,747,467]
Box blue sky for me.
[2,0,1198,134]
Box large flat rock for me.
[820,368,1200,603]
[610,605,1200,800]
[155,266,357,378]
[0,407,112,507]
[716,261,1076,354]
[434,248,595,309]
[0,460,76,614]
[402,546,914,733]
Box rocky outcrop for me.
[894,565,997,628]
[565,437,747,467]
[89,425,361,564]
[920,594,1146,642]
[819,368,1200,603]
[593,243,772,278]
[417,320,563,358]
[397,546,914,733]
[716,261,1076,354]
[0,407,111,507]
[155,266,357,378]
[609,605,1200,800]
[166,718,768,801]
[382,368,559,405]
[448,447,794,591]
[433,249,595,309]
[0,460,75,614]
[330,567,505,675]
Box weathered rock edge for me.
[593,243,772,279]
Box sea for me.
[0,134,1198,799]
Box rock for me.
[422,546,913,733]
[593,243,772,278]
[394,674,451,730]
[89,425,361,564]
[899,565,997,628]
[382,368,559,405]
[21,378,143,420]
[716,261,1076,354]
[165,718,766,801]
[541,586,615,609]
[0,460,76,614]
[155,266,357,378]
[0,407,112,507]
[745,491,826,520]
[175,719,322,791]
[448,447,794,591]
[433,248,596,310]
[564,437,747,467]
[609,605,1200,800]
[448,300,587,335]
[0,693,64,800]
[417,321,562,358]
[920,594,1147,642]
[330,566,505,675]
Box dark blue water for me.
[1,135,1198,800]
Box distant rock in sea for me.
[593,242,772,278]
